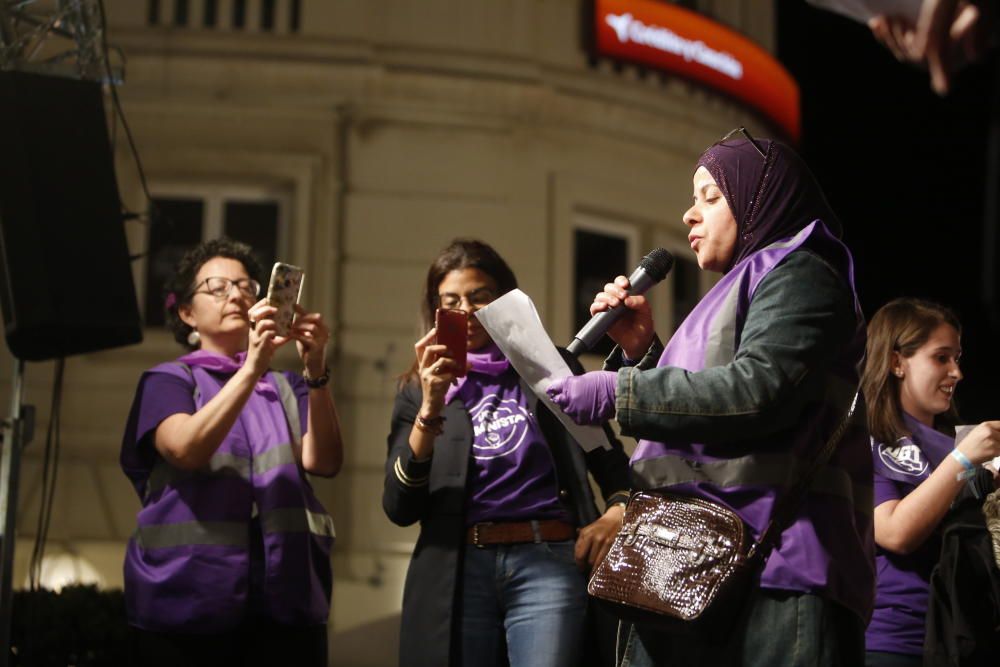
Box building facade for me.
[0,1,784,664]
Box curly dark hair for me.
[164,238,264,349]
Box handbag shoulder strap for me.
[752,388,860,560]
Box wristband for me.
[302,366,330,388]
[950,449,977,481]
[415,414,446,436]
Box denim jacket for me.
[610,250,856,445]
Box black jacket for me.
[382,352,631,667]
[924,470,1000,666]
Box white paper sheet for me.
[474,289,611,452]
[806,0,921,24]
[955,424,977,446]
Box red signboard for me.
[593,0,800,142]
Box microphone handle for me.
[567,266,657,356]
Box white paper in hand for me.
[474,289,611,452]
[805,0,921,24]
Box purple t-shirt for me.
[457,364,570,527]
[865,415,953,656]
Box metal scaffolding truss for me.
[0,0,117,82]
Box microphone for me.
[566,248,674,357]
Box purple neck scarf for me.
[177,349,276,398]
[444,342,511,404]
[905,413,954,467]
[697,137,843,272]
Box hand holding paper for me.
[473,289,612,451]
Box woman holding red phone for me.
[383,238,632,667]
[120,238,343,667]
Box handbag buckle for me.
[650,525,680,547]
[623,522,640,546]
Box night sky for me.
[777,2,999,421]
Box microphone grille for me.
[640,248,674,282]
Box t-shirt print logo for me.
[878,440,928,476]
[469,394,531,460]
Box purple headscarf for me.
[696,137,842,272]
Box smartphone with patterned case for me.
[266,262,305,337]
[435,308,468,377]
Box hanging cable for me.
[27,358,64,590]
[96,0,171,263]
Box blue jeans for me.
[617,589,864,667]
[458,540,588,667]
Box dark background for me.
[776,2,999,421]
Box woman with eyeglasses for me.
[120,238,343,667]
[383,238,632,667]
[547,132,874,666]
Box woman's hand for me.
[546,371,618,425]
[246,299,292,378]
[956,420,1000,465]
[575,503,624,571]
[291,304,330,377]
[591,275,656,360]
[414,328,463,418]
[868,14,920,63]
[293,304,343,477]
[868,1,998,96]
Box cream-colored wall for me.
[0,1,779,664]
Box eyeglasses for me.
[718,126,767,159]
[190,276,261,300]
[438,288,496,311]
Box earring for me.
[187,329,201,347]
[895,370,904,378]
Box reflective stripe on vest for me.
[270,372,302,448]
[134,520,249,550]
[145,442,300,499]
[704,272,741,368]
[703,227,813,369]
[261,508,336,539]
[134,506,336,551]
[630,448,873,514]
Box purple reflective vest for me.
[121,356,334,633]
[629,221,875,621]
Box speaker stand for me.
[0,359,27,666]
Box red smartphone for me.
[435,308,468,377]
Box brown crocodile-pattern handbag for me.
[587,491,756,633]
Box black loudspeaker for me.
[0,71,142,361]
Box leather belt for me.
[466,519,576,547]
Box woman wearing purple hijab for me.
[547,131,875,665]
